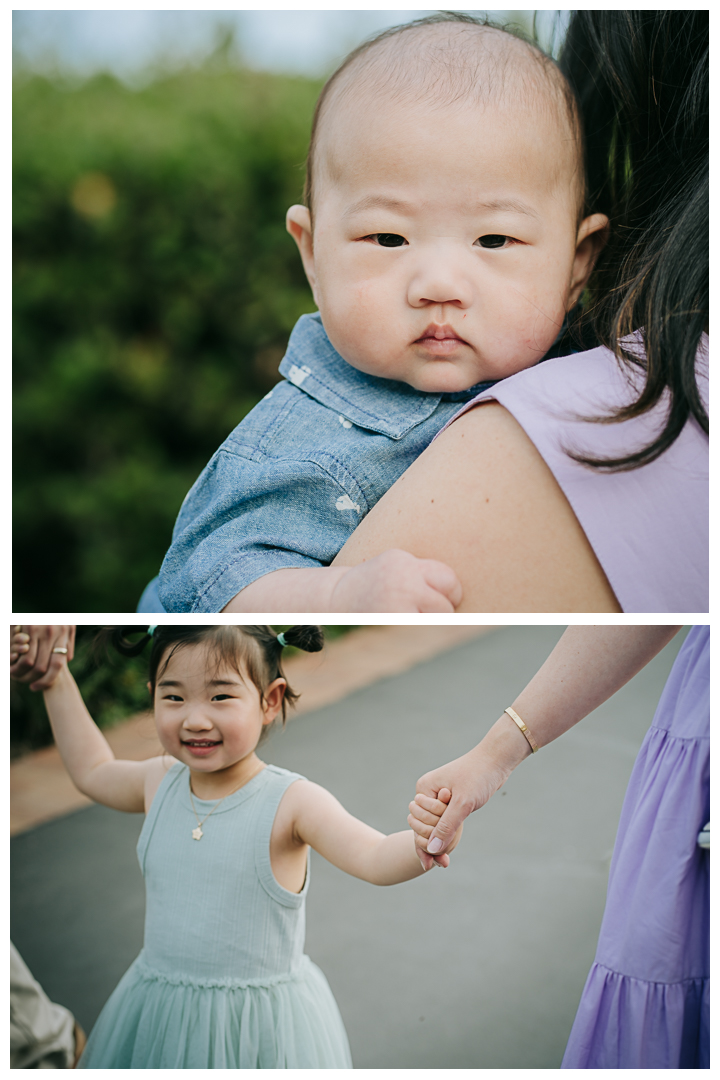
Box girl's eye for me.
[163,694,183,702]
[476,234,512,249]
[211,694,232,701]
[367,233,407,247]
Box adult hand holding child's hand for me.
[408,787,466,869]
[10,625,76,691]
[410,745,515,870]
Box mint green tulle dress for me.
[78,763,353,1068]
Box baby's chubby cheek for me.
[317,278,394,373]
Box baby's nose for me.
[407,251,473,308]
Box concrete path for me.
[10,625,686,1069]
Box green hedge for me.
[13,64,322,611]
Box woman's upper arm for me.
[334,403,621,613]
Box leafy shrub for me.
[14,63,321,610]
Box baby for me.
[144,14,606,613]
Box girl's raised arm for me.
[41,664,166,814]
[277,780,459,885]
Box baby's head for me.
[287,14,608,393]
[101,625,324,771]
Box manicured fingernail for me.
[427,837,443,854]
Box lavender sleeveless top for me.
[445,337,708,613]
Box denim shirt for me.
[157,312,495,612]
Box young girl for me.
[18,624,457,1069]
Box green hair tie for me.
[276,632,287,647]
[148,625,158,638]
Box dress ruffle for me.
[563,963,709,1069]
[562,628,709,1069]
[78,953,352,1069]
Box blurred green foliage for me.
[10,624,359,756]
[14,61,322,611]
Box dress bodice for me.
[136,763,307,984]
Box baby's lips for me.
[418,321,464,342]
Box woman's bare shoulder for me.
[335,403,621,613]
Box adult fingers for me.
[425,792,474,856]
[30,626,59,685]
[30,626,74,691]
[66,626,77,662]
[415,841,435,872]
[413,832,449,871]
[10,627,29,664]
[11,627,41,679]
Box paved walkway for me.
[10,626,686,1068]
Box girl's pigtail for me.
[281,626,324,653]
[93,625,154,663]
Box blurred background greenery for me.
[10,625,358,756]
[13,11,553,612]
[14,60,322,611]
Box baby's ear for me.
[286,205,317,297]
[568,213,608,308]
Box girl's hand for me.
[408,788,463,868]
[10,625,76,691]
[331,549,462,612]
[411,746,514,870]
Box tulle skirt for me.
[78,952,353,1069]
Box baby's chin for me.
[403,361,492,395]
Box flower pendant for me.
[192,826,203,840]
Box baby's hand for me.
[408,787,463,869]
[10,625,76,691]
[331,549,461,612]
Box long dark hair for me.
[560,10,708,470]
[95,625,324,721]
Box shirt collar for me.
[278,312,492,440]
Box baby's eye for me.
[476,234,512,249]
[365,233,408,247]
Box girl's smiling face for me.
[152,643,285,788]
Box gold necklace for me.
[188,765,264,839]
[188,777,241,840]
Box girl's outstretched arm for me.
[42,665,166,813]
[276,780,461,885]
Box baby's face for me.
[289,94,606,392]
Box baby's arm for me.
[281,780,462,885]
[38,664,165,813]
[223,550,462,613]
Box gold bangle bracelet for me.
[504,707,539,754]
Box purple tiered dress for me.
[562,626,709,1069]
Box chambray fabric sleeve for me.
[157,443,368,613]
